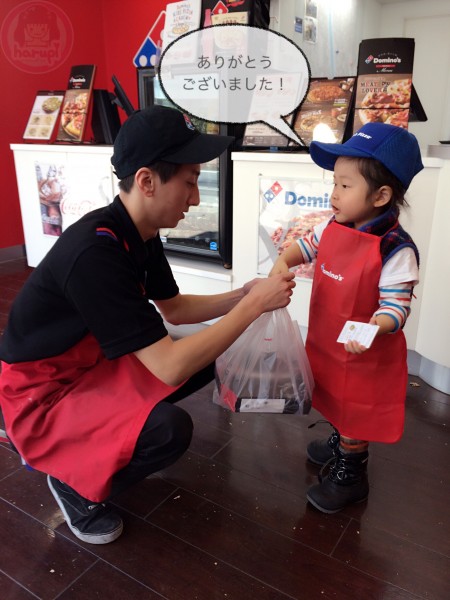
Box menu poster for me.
[23,91,64,141]
[201,1,270,28]
[211,12,248,25]
[162,0,202,62]
[242,116,293,149]
[291,77,355,146]
[353,38,415,132]
[56,65,96,143]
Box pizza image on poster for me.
[353,74,412,130]
[59,90,89,139]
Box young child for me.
[270,122,423,513]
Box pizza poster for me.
[56,64,96,142]
[353,38,415,132]
[162,0,202,62]
[258,177,333,280]
[35,160,67,237]
[292,77,355,147]
[23,91,64,141]
[34,157,114,237]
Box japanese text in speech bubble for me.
[158,25,310,145]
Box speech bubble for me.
[158,25,310,145]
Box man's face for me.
[152,163,201,230]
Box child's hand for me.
[344,340,368,354]
[344,317,380,353]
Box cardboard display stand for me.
[56,65,96,143]
[23,91,64,142]
[352,38,416,132]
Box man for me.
[0,105,295,544]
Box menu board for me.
[23,91,64,141]
[353,38,415,132]
[56,65,96,143]
[292,77,355,146]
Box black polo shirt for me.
[0,197,179,363]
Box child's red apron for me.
[305,221,407,443]
[0,334,181,502]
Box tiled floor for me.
[0,257,449,600]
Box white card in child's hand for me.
[337,321,379,348]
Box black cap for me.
[111,105,234,179]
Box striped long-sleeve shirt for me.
[297,222,418,332]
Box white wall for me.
[270,0,450,149]
[378,0,450,146]
[270,0,380,78]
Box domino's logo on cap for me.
[183,114,196,131]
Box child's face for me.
[331,157,381,228]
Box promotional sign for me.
[162,0,202,62]
[258,177,333,280]
[353,38,415,132]
[56,64,96,142]
[23,91,64,141]
[34,156,113,237]
[292,77,355,146]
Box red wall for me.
[0,0,167,250]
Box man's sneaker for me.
[47,475,123,544]
[306,429,340,465]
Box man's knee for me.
[165,404,193,453]
[137,402,193,456]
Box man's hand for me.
[246,272,296,312]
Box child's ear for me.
[373,185,392,208]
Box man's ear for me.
[373,185,393,208]
[135,167,156,196]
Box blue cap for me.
[309,123,423,190]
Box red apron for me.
[305,221,407,443]
[0,334,180,501]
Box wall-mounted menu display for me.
[291,77,355,146]
[23,91,64,141]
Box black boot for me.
[306,447,369,514]
[306,429,340,465]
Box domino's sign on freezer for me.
[258,177,334,280]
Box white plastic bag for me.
[213,308,314,414]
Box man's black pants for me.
[107,362,215,499]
